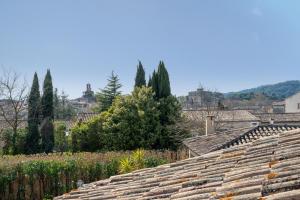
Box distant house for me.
[183,110,260,136]
[272,101,285,113]
[70,84,97,113]
[254,112,300,125]
[271,92,300,113]
[285,92,300,113]
[182,88,224,110]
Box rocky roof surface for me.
[55,127,300,200]
[183,110,259,122]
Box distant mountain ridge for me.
[225,80,300,100]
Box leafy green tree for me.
[95,71,122,112]
[134,61,146,87]
[26,72,41,154]
[54,122,67,153]
[2,128,28,155]
[41,69,54,153]
[102,86,161,150]
[53,89,75,120]
[71,115,105,152]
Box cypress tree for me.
[157,61,171,98]
[134,61,146,87]
[26,72,40,154]
[41,70,54,119]
[148,75,152,87]
[41,69,54,153]
[96,71,122,111]
[53,88,60,119]
[151,70,159,98]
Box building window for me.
[298,103,300,109]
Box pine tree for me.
[134,61,146,87]
[96,71,122,111]
[26,72,40,154]
[41,69,54,153]
[157,61,171,98]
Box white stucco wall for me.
[285,92,300,113]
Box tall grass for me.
[0,150,179,200]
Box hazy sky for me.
[1,0,300,98]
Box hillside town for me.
[1,1,300,200]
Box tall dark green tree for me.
[41,70,54,119]
[157,61,171,98]
[151,70,159,98]
[26,72,41,154]
[148,75,152,87]
[134,61,146,87]
[41,69,54,153]
[53,88,60,119]
[96,71,122,112]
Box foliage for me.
[95,71,122,112]
[119,157,133,174]
[0,69,28,155]
[119,149,167,174]
[134,61,146,87]
[71,115,105,152]
[101,86,161,150]
[72,86,188,152]
[157,61,171,98]
[149,61,171,99]
[26,72,41,154]
[225,80,300,101]
[41,69,54,119]
[54,122,67,153]
[40,118,54,154]
[0,151,171,199]
[1,128,27,155]
[41,69,54,153]
[54,89,76,120]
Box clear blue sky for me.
[1,0,300,98]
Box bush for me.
[118,149,166,174]
[1,128,27,155]
[0,151,172,200]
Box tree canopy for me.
[95,71,122,112]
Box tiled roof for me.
[55,127,300,200]
[255,113,300,124]
[183,127,254,156]
[183,110,259,122]
[183,125,300,157]
[272,101,285,106]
